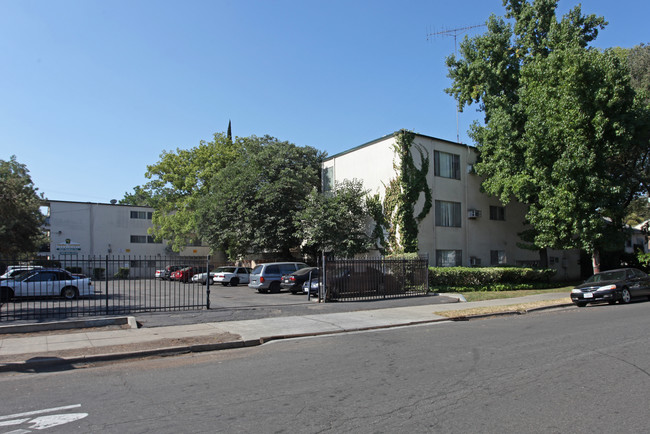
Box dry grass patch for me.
[433,298,572,318]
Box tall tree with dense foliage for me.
[121,133,241,251]
[197,136,324,259]
[297,179,373,258]
[623,43,650,226]
[446,0,650,272]
[0,156,45,257]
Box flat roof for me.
[42,199,152,209]
[324,130,475,162]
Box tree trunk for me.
[592,249,601,274]
[538,248,548,268]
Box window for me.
[130,210,153,220]
[147,236,162,244]
[435,200,462,227]
[490,250,506,265]
[130,235,147,243]
[489,206,505,221]
[322,166,334,193]
[436,250,462,267]
[434,151,461,180]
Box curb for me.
[448,302,574,321]
[0,339,263,373]
[0,302,575,372]
[0,317,138,334]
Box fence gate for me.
[0,256,211,322]
[323,255,429,302]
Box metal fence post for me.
[206,255,211,309]
[321,252,326,302]
[105,255,109,315]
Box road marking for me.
[28,413,88,430]
[0,405,81,422]
[0,405,87,433]
[0,419,29,427]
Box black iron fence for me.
[0,256,212,321]
[323,255,429,301]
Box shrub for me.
[93,268,105,280]
[65,266,82,274]
[428,266,556,291]
[114,267,130,279]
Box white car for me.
[0,268,93,300]
[192,271,218,285]
[0,265,42,280]
[213,267,252,286]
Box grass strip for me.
[433,298,572,318]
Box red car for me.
[170,266,201,283]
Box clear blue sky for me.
[1,0,648,203]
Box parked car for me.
[302,276,321,296]
[0,265,42,281]
[326,266,400,298]
[213,267,252,286]
[192,271,215,284]
[171,266,205,283]
[248,262,309,293]
[571,267,650,307]
[155,265,187,280]
[0,268,93,301]
[281,267,319,294]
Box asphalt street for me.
[1,301,649,433]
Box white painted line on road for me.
[27,413,88,430]
[0,405,87,433]
[0,418,29,427]
[0,404,81,421]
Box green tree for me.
[622,43,650,226]
[446,0,650,272]
[297,179,373,258]
[119,185,153,207]
[628,43,650,100]
[0,156,46,257]
[122,132,241,251]
[197,136,324,259]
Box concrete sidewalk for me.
[0,292,572,371]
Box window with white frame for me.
[434,151,461,180]
[490,250,507,265]
[436,250,462,267]
[435,200,462,227]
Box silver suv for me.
[248,262,308,293]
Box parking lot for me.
[0,277,320,322]
[1,276,454,325]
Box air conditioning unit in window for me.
[468,209,482,219]
[470,257,481,266]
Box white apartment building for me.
[40,200,212,276]
[323,131,581,280]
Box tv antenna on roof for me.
[427,24,486,143]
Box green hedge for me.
[429,266,557,292]
[114,267,130,279]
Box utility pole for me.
[427,24,485,143]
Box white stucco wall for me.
[43,201,211,277]
[324,132,581,280]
